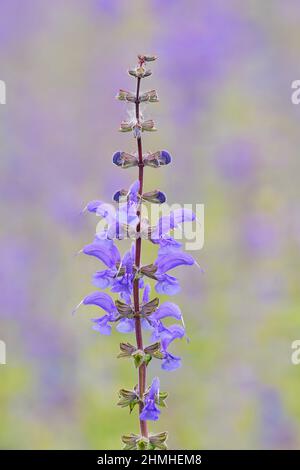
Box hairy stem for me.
[133,75,148,438]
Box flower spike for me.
[76,54,198,448]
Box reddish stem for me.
[133,76,148,438]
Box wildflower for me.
[140,377,161,421]
[77,55,198,449]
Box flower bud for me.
[115,299,134,317]
[117,388,139,413]
[138,54,157,62]
[132,349,145,368]
[141,119,157,132]
[128,65,152,79]
[116,89,136,102]
[112,189,127,202]
[112,151,138,169]
[117,342,137,358]
[119,120,133,132]
[136,437,149,450]
[143,150,172,168]
[139,89,159,103]
[121,433,140,450]
[149,432,168,450]
[142,190,166,204]
[140,263,158,280]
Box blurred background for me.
[1,0,300,450]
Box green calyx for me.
[121,431,168,450]
[117,341,164,367]
[117,388,139,414]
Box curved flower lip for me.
[160,324,185,351]
[161,352,181,371]
[151,208,196,240]
[83,239,121,268]
[155,248,195,273]
[116,318,135,333]
[92,270,115,289]
[84,200,103,213]
[83,292,117,315]
[92,315,112,335]
[151,302,182,321]
[155,273,180,296]
[142,190,166,204]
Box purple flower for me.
[83,238,121,268]
[154,246,195,295]
[155,246,194,273]
[161,352,181,371]
[140,377,160,421]
[155,273,180,296]
[92,269,116,289]
[151,302,182,322]
[116,318,135,333]
[85,182,140,239]
[83,292,118,335]
[151,208,195,242]
[111,245,136,296]
[160,324,185,351]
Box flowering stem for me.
[133,74,148,438]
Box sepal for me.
[144,342,164,360]
[149,432,168,450]
[112,151,138,169]
[121,432,168,451]
[139,90,159,103]
[117,388,139,413]
[156,391,168,408]
[140,264,158,280]
[138,54,157,62]
[141,119,157,132]
[116,89,136,102]
[141,297,159,316]
[119,120,134,132]
[142,190,166,204]
[121,433,140,450]
[143,150,172,168]
[136,437,149,450]
[128,65,152,79]
[115,299,134,317]
[117,342,137,358]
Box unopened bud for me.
[116,89,136,102]
[149,432,168,450]
[143,150,172,168]
[142,190,166,204]
[140,89,159,103]
[112,151,138,169]
[141,119,157,132]
[138,54,157,62]
[128,66,152,79]
[119,120,134,132]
